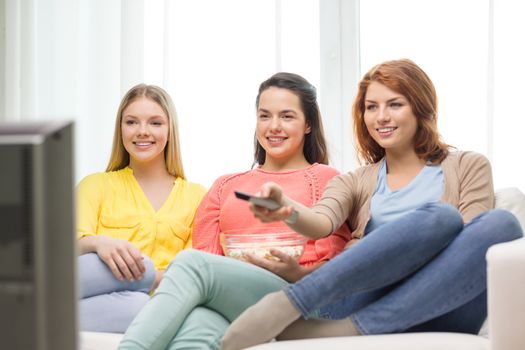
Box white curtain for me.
[1,0,135,183]
[358,0,525,192]
[146,0,321,188]
[492,0,525,194]
[0,0,321,187]
[2,0,523,192]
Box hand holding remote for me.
[234,183,298,224]
[234,191,282,210]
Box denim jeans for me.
[286,203,523,335]
[78,253,156,332]
[119,250,289,350]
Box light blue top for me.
[365,160,444,234]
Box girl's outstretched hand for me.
[244,249,307,283]
[251,182,295,223]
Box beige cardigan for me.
[312,151,495,247]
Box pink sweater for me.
[192,163,352,266]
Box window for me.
[143,0,320,187]
[360,0,490,156]
[359,0,524,191]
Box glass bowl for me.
[220,229,308,261]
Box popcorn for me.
[220,231,308,263]
[226,245,305,261]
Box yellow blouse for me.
[77,167,207,270]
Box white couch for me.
[80,188,525,350]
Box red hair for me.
[352,59,451,164]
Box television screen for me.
[0,120,77,350]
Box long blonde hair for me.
[106,84,186,179]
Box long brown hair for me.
[353,59,451,165]
[253,72,329,166]
[106,84,186,178]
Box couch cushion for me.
[495,187,525,229]
[80,332,122,350]
[476,187,525,338]
[246,333,489,350]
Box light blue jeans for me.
[119,250,289,350]
[79,253,156,333]
[287,203,523,335]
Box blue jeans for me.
[286,203,523,335]
[79,253,156,332]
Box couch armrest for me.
[487,237,525,350]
